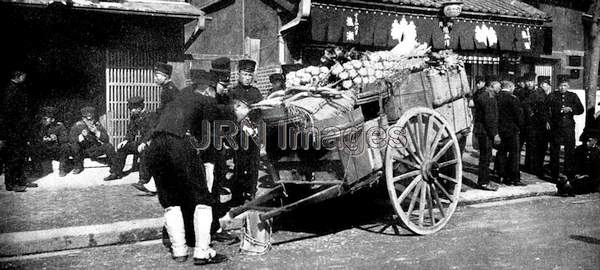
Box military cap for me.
[154,62,172,76]
[238,59,256,73]
[127,96,145,109]
[190,69,216,86]
[557,75,570,84]
[269,73,285,83]
[474,76,485,83]
[80,106,96,118]
[40,106,57,118]
[523,73,537,81]
[211,57,231,82]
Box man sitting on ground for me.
[30,106,70,177]
[558,130,600,196]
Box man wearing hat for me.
[68,106,120,180]
[524,80,553,178]
[267,73,285,95]
[228,59,263,204]
[111,96,156,183]
[210,57,232,105]
[558,129,600,195]
[154,62,179,114]
[30,106,70,177]
[515,73,537,172]
[473,78,500,191]
[1,68,37,192]
[547,77,584,186]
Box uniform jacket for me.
[496,90,524,135]
[157,80,179,114]
[547,91,584,130]
[38,122,68,145]
[473,88,498,137]
[574,144,600,181]
[229,84,263,105]
[125,111,156,143]
[523,88,550,129]
[69,120,110,147]
[0,81,31,140]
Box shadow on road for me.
[570,235,600,245]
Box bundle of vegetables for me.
[425,50,465,75]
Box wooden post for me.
[584,0,600,123]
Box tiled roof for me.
[335,0,549,21]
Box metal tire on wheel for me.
[384,107,462,235]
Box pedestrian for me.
[228,59,263,204]
[154,62,179,114]
[473,80,500,191]
[524,80,552,179]
[547,77,584,186]
[516,73,537,172]
[495,81,526,186]
[0,68,37,192]
[29,106,70,177]
[211,57,232,105]
[110,96,155,185]
[145,76,249,264]
[267,73,285,95]
[567,130,600,194]
[68,106,121,180]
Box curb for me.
[0,182,557,257]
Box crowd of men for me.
[473,74,600,195]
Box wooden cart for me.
[233,68,472,235]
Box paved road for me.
[1,193,599,270]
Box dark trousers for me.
[496,132,520,181]
[476,133,493,185]
[549,132,576,180]
[30,143,70,171]
[532,128,550,176]
[1,140,26,187]
[523,128,535,171]
[114,141,150,180]
[70,142,119,174]
[232,142,259,203]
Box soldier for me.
[494,81,526,186]
[145,76,249,265]
[516,73,537,172]
[229,59,263,204]
[547,77,584,185]
[154,62,179,114]
[110,96,155,184]
[525,80,552,178]
[267,73,285,95]
[0,68,37,192]
[211,57,232,105]
[30,106,70,177]
[473,80,500,191]
[68,106,121,180]
[569,130,600,194]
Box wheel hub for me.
[421,160,440,183]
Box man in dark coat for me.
[557,130,600,195]
[0,69,37,192]
[30,106,70,177]
[211,57,232,105]
[68,106,120,180]
[111,96,156,182]
[524,80,552,178]
[473,81,500,191]
[267,73,285,95]
[145,74,249,264]
[494,81,526,186]
[228,59,263,204]
[516,73,537,172]
[154,62,179,114]
[547,77,584,184]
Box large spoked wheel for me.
[384,107,462,235]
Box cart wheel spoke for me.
[418,181,427,226]
[422,114,432,156]
[416,114,426,156]
[430,184,446,218]
[438,173,458,183]
[432,140,454,162]
[391,149,421,169]
[438,159,458,168]
[406,181,422,218]
[434,179,454,202]
[393,170,421,183]
[426,184,435,226]
[405,122,423,162]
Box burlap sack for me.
[239,211,272,255]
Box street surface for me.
[1,193,599,270]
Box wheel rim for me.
[384,107,462,235]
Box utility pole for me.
[584,0,600,123]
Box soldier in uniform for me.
[145,75,250,264]
[494,81,526,186]
[524,80,552,178]
[473,80,500,191]
[68,106,121,180]
[0,69,37,192]
[228,59,263,204]
[110,96,155,183]
[30,106,70,177]
[557,130,600,195]
[267,73,285,95]
[547,77,584,185]
[516,73,537,172]
[211,57,232,105]
[154,62,179,114]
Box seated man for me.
[30,106,70,177]
[68,106,120,180]
[112,96,155,183]
[558,130,600,195]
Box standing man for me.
[211,57,232,105]
[473,81,500,191]
[0,68,37,192]
[154,62,179,114]
[112,97,155,184]
[267,73,285,95]
[68,106,121,180]
[547,77,584,186]
[229,59,263,204]
[495,81,526,186]
[516,73,537,171]
[30,106,70,177]
[526,80,552,178]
